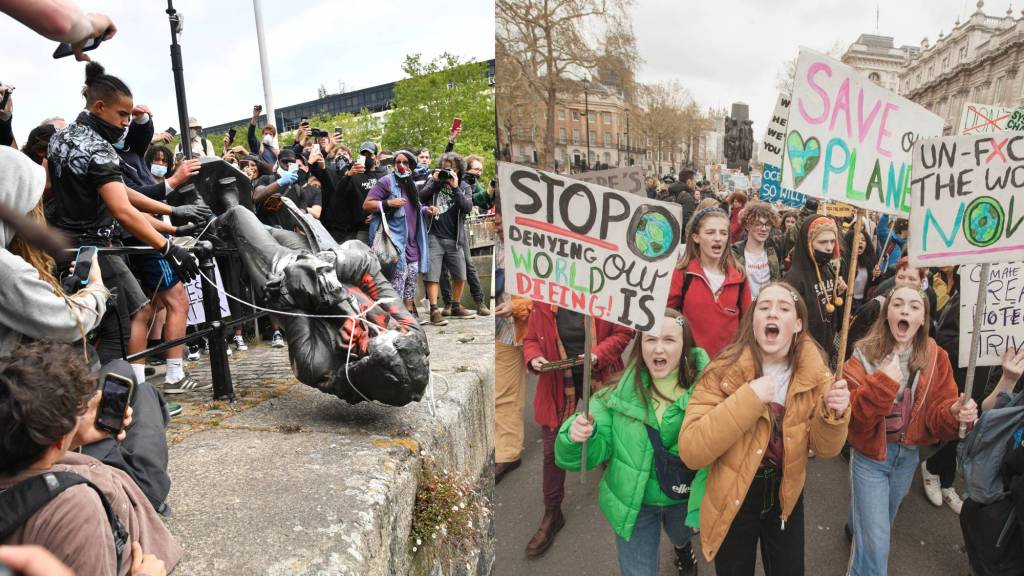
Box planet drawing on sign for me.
[786,131,820,188]
[627,206,680,262]
[963,196,1004,248]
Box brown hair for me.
[740,201,780,229]
[853,284,931,374]
[703,281,824,382]
[676,208,744,279]
[895,256,926,281]
[0,341,96,474]
[465,154,485,170]
[725,191,748,207]
[8,201,64,296]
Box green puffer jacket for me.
[555,348,710,541]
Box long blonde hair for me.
[8,201,65,296]
[676,207,744,279]
[854,284,930,374]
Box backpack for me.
[0,471,127,569]
[961,390,1024,505]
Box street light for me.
[583,78,590,172]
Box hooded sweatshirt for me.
[783,215,841,365]
[0,147,109,356]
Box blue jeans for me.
[849,443,920,576]
[615,503,694,576]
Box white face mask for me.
[263,134,274,146]
[190,128,200,140]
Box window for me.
[572,128,580,144]
[588,112,596,123]
[959,46,968,62]
[603,152,611,165]
[868,72,881,83]
[604,131,612,146]
[995,77,1004,104]
[603,113,612,125]
[589,130,597,144]
[559,128,567,144]
[558,110,565,120]
[572,110,580,121]
[942,56,949,71]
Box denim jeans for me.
[848,443,920,576]
[615,503,694,576]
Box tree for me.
[635,80,692,176]
[382,53,495,180]
[497,0,635,171]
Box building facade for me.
[841,34,919,93]
[899,2,1022,134]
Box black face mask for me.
[813,250,833,265]
[84,111,128,144]
[463,173,478,186]
[298,170,309,185]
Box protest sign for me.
[498,162,684,334]
[819,202,853,218]
[760,92,807,208]
[959,102,1021,134]
[958,263,1024,367]
[185,261,231,326]
[909,132,1024,266]
[571,166,645,195]
[751,171,762,188]
[783,48,943,215]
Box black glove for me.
[170,204,213,227]
[174,222,200,237]
[162,240,199,282]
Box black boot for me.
[674,541,698,576]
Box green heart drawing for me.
[787,131,821,188]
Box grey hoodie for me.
[0,146,108,356]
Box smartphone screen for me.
[73,246,97,286]
[96,374,133,434]
[166,126,178,137]
[451,118,463,132]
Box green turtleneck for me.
[650,368,683,423]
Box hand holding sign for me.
[825,378,850,414]
[950,393,979,426]
[568,414,594,443]
[530,356,549,372]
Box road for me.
[494,375,972,575]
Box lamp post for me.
[165,0,191,158]
[252,0,276,130]
[583,78,591,172]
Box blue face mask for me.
[112,130,128,150]
[150,164,168,178]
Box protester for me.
[328,141,384,244]
[556,308,706,576]
[173,117,215,159]
[847,259,937,358]
[731,201,781,299]
[679,282,851,573]
[724,191,748,243]
[364,149,433,321]
[875,215,907,275]
[667,169,697,229]
[420,152,476,325]
[843,284,978,576]
[522,305,633,558]
[783,216,846,368]
[440,153,490,317]
[843,227,880,312]
[0,341,181,576]
[247,105,278,166]
[668,207,750,358]
[644,175,659,199]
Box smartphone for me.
[0,87,11,112]
[227,128,237,142]
[300,117,309,125]
[174,152,185,163]
[334,126,343,137]
[95,373,135,435]
[355,155,366,167]
[255,104,263,113]
[538,357,585,373]
[166,126,178,137]
[71,246,97,287]
[53,36,103,59]
[451,118,462,133]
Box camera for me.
[437,168,456,182]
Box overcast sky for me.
[1,0,495,143]
[632,0,1013,140]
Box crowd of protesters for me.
[0,1,496,571]
[496,165,1024,576]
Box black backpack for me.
[0,471,128,569]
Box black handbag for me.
[645,424,699,500]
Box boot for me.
[674,541,698,576]
[525,506,564,558]
[403,299,419,323]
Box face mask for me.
[813,250,833,265]
[86,112,130,145]
[395,165,411,178]
[463,173,478,186]
[112,137,126,150]
[150,164,168,178]
[263,134,274,146]
[277,164,298,178]
[190,128,201,139]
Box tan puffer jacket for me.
[678,341,850,561]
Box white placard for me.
[571,166,645,195]
[958,262,1024,367]
[185,260,231,326]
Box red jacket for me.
[842,339,960,461]
[522,305,634,428]
[667,259,750,359]
[729,209,744,244]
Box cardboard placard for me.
[185,261,231,326]
[909,132,1024,266]
[783,48,943,215]
[498,162,684,334]
[959,102,1020,135]
[958,263,1024,367]
[571,166,645,195]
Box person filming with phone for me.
[0,341,180,576]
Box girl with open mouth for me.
[678,282,851,575]
[555,308,709,576]
[668,207,750,359]
[842,284,978,576]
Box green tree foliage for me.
[383,54,495,181]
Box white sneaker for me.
[942,488,964,514]
[226,345,232,357]
[921,462,943,507]
[186,345,200,362]
[233,335,248,352]
[271,331,285,348]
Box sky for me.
[1,0,495,143]
[631,0,1014,143]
